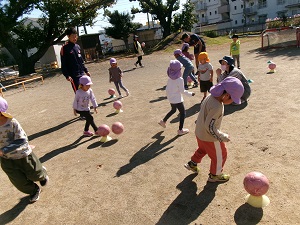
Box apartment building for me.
[191,0,300,34]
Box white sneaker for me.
[177,128,189,136]
[119,95,123,99]
[126,91,130,96]
[158,120,166,128]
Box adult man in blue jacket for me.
[60,27,91,92]
[181,33,206,69]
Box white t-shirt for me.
[166,77,193,104]
[198,62,213,81]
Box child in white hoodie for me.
[158,60,195,136]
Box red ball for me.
[268,63,276,70]
[243,171,270,196]
[108,88,115,96]
[96,124,110,136]
[113,100,123,110]
[111,122,124,135]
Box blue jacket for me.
[60,41,88,79]
[176,55,194,70]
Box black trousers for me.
[136,56,143,66]
[76,110,98,132]
[163,102,186,130]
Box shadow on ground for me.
[28,117,79,141]
[224,101,248,116]
[0,197,29,224]
[39,136,97,163]
[234,203,263,225]
[115,131,179,177]
[156,174,222,225]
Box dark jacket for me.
[189,34,206,54]
[60,41,88,79]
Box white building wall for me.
[192,0,300,33]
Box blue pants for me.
[114,80,128,95]
[182,66,198,87]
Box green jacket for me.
[230,40,240,56]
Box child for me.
[173,49,198,90]
[197,52,213,102]
[73,75,99,137]
[184,77,244,182]
[133,35,144,67]
[158,60,195,136]
[181,43,194,61]
[108,58,129,99]
[230,34,240,69]
[0,97,49,203]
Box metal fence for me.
[83,39,162,61]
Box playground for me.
[0,37,299,225]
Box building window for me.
[258,0,267,9]
[215,10,217,14]
[235,20,238,24]
[242,19,244,24]
[210,12,212,15]
[241,4,243,9]
[202,14,205,18]
[259,15,267,23]
[277,0,285,4]
[234,6,237,10]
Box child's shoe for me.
[177,128,189,136]
[119,95,123,99]
[192,82,199,88]
[29,185,41,203]
[207,173,230,182]
[40,166,49,186]
[158,120,166,128]
[134,62,137,67]
[126,90,130,96]
[184,161,199,173]
[40,175,49,186]
[83,131,94,137]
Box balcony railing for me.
[245,6,257,16]
[196,3,207,11]
[285,0,300,7]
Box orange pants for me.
[191,137,227,175]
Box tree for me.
[171,0,197,33]
[0,0,114,76]
[104,10,141,50]
[131,0,180,38]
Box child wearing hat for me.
[158,60,195,136]
[184,77,244,182]
[230,34,241,69]
[173,49,198,90]
[0,97,49,203]
[108,58,129,99]
[197,52,213,102]
[73,75,99,137]
[181,43,194,61]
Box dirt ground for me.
[0,37,299,225]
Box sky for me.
[27,0,186,34]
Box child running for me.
[174,49,198,90]
[184,77,244,182]
[197,52,213,102]
[158,60,195,136]
[108,58,129,99]
[73,75,99,137]
[0,97,49,203]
